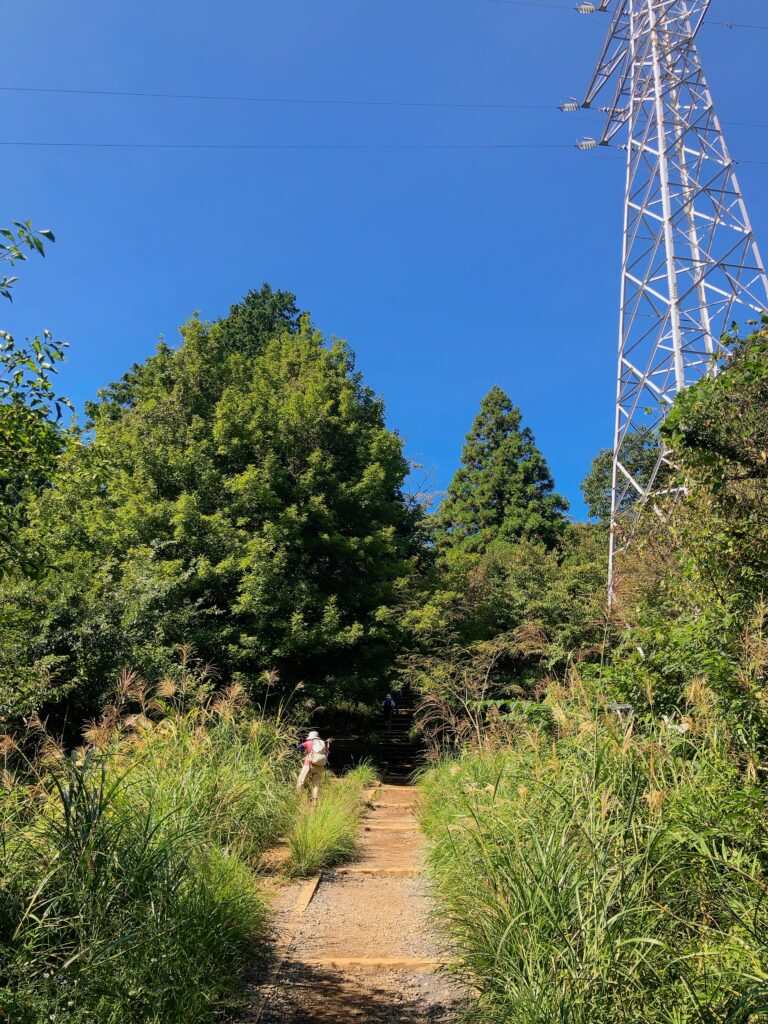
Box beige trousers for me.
[296,762,325,801]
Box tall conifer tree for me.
[438,386,567,555]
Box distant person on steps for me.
[382,693,397,729]
[296,730,328,805]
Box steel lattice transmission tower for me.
[578,0,768,594]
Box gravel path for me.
[244,784,465,1024]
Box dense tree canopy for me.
[594,320,768,750]
[662,319,768,607]
[7,258,763,765]
[0,286,424,724]
[438,386,568,556]
[405,387,605,705]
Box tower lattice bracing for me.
[580,0,768,592]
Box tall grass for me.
[288,763,377,876]
[0,674,297,1024]
[419,686,768,1024]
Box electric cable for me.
[0,140,581,150]
[478,0,573,8]
[0,86,555,110]
[0,6,762,153]
[708,20,768,31]
[2,87,766,136]
[474,0,768,28]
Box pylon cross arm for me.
[583,0,713,145]
[582,0,768,598]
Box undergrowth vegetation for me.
[288,762,377,876]
[419,679,768,1024]
[0,662,298,1024]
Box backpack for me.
[309,738,328,767]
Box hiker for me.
[296,730,329,804]
[381,693,397,729]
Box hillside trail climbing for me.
[245,701,465,1023]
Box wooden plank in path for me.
[335,866,421,877]
[302,956,443,971]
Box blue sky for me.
[3,0,767,518]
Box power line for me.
[3,85,766,145]
[0,85,554,110]
[3,87,767,132]
[0,140,581,150]
[722,120,768,132]
[708,20,768,31]
[476,0,768,28]
[478,0,573,7]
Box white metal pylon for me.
[579,0,768,594]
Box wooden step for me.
[335,867,421,877]
[364,823,420,832]
[301,956,442,971]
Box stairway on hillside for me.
[373,691,422,784]
[325,690,423,783]
[252,773,465,1023]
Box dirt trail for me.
[247,784,465,1024]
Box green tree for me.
[580,447,613,523]
[0,221,70,576]
[581,429,664,522]
[594,320,768,751]
[405,391,602,706]
[1,287,424,724]
[437,386,568,557]
[659,318,768,613]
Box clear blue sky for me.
[3,0,767,517]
